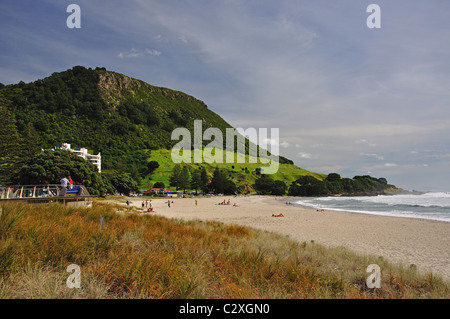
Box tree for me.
[147,160,159,174]
[325,173,341,182]
[324,173,344,194]
[18,149,111,195]
[110,174,138,195]
[190,168,202,194]
[254,175,274,195]
[210,167,226,194]
[288,175,328,197]
[254,175,286,196]
[0,103,25,184]
[169,164,182,190]
[272,180,287,196]
[223,179,237,195]
[153,181,165,188]
[130,163,141,185]
[210,167,236,195]
[179,166,191,192]
[23,122,40,159]
[200,167,209,193]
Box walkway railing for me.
[0,184,90,200]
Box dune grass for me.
[0,201,448,299]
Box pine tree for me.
[179,166,191,192]
[169,164,182,190]
[210,167,226,194]
[190,168,202,194]
[23,122,40,159]
[0,103,24,184]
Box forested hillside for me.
[0,66,397,196]
[0,66,296,189]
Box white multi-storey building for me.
[57,143,101,172]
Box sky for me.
[1,0,450,192]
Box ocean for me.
[292,192,450,223]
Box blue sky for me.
[1,0,450,191]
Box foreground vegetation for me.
[1,201,448,299]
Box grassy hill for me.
[0,66,321,190]
[142,149,325,191]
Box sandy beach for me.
[122,195,450,281]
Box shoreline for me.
[114,195,450,281]
[287,198,450,224]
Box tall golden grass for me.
[0,202,448,299]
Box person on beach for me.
[195,199,198,206]
[168,200,171,208]
[126,200,130,206]
[142,201,145,208]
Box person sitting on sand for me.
[233,203,239,207]
[147,207,154,213]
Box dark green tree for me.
[200,167,209,193]
[253,175,275,195]
[17,149,111,195]
[210,167,226,194]
[254,175,287,196]
[222,179,237,195]
[272,180,287,196]
[209,167,236,195]
[169,164,182,190]
[325,173,341,182]
[0,103,25,184]
[288,175,328,197]
[110,174,139,195]
[190,168,202,194]
[147,160,160,174]
[22,122,41,159]
[153,181,165,188]
[179,166,191,192]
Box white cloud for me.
[280,141,290,148]
[360,153,384,160]
[356,139,377,147]
[118,48,161,59]
[144,49,162,56]
[298,152,315,159]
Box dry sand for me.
[123,195,450,281]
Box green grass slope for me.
[142,149,326,191]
